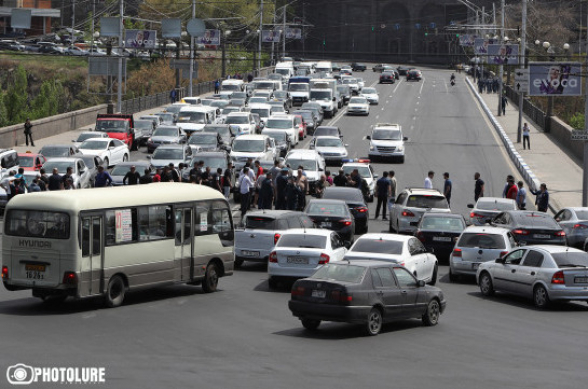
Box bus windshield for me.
[6,210,70,239]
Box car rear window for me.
[323,189,364,203]
[477,199,516,211]
[458,233,506,249]
[574,210,588,220]
[351,239,403,254]
[307,203,347,217]
[551,252,588,267]
[421,217,465,232]
[245,217,275,230]
[277,234,326,248]
[513,213,559,228]
[406,195,448,209]
[310,264,366,283]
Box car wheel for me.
[202,263,219,293]
[234,257,244,268]
[104,275,126,308]
[301,319,321,331]
[103,158,109,168]
[122,154,128,162]
[365,307,383,336]
[422,299,441,326]
[389,218,397,233]
[268,277,278,289]
[478,272,495,296]
[533,285,550,309]
[428,264,438,285]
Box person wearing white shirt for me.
[239,167,254,217]
[424,171,434,189]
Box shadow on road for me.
[467,291,588,312]
[274,320,424,340]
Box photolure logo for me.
[6,364,105,385]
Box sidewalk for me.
[469,77,582,212]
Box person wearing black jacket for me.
[123,166,141,185]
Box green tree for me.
[4,65,29,125]
[0,92,8,127]
[31,80,60,119]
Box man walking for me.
[474,172,484,201]
[531,183,549,212]
[424,171,434,189]
[375,171,391,220]
[24,118,34,147]
[139,169,153,184]
[516,181,527,210]
[239,167,254,217]
[387,170,397,217]
[94,166,113,187]
[123,165,141,185]
[522,123,531,150]
[501,94,508,115]
[443,172,452,206]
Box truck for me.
[288,76,311,106]
[95,114,138,150]
[309,78,341,118]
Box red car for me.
[293,114,307,140]
[379,71,395,84]
[18,153,47,171]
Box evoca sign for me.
[528,62,582,96]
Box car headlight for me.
[369,145,375,151]
[397,146,404,152]
[147,138,152,143]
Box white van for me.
[275,62,294,79]
[315,61,333,75]
[247,103,273,126]
[177,106,219,136]
[221,79,245,92]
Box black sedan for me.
[288,261,447,335]
[379,71,395,84]
[397,65,410,75]
[304,199,355,244]
[351,63,367,72]
[407,69,422,81]
[415,212,467,263]
[491,211,566,246]
[322,187,369,234]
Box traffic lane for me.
[0,265,587,388]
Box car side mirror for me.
[344,144,349,147]
[344,241,352,249]
[71,140,75,143]
[373,173,379,178]
[366,135,371,140]
[332,97,336,101]
[467,204,474,209]
[403,137,409,141]
[417,280,426,287]
[146,155,152,159]
[495,258,504,264]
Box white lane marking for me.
[444,82,449,94]
[376,115,379,120]
[419,78,425,94]
[393,79,403,93]
[410,125,414,130]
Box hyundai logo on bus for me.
[18,240,51,249]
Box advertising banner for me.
[262,30,281,43]
[486,44,519,65]
[197,29,220,45]
[528,62,582,96]
[285,28,302,39]
[125,30,157,50]
[474,38,498,55]
[459,34,477,47]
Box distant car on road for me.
[415,212,467,263]
[390,188,450,234]
[490,210,566,246]
[553,207,588,249]
[468,197,518,226]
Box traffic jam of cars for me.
[2,59,588,338]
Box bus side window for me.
[195,204,210,236]
[82,218,90,256]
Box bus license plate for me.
[25,264,45,280]
[575,277,588,283]
[312,290,326,298]
[287,257,309,264]
[25,264,45,272]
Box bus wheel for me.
[105,275,126,308]
[202,263,219,293]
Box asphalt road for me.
[1,68,586,389]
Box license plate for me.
[575,277,588,283]
[25,264,46,272]
[433,237,452,242]
[242,251,260,257]
[534,234,550,239]
[321,222,332,228]
[312,290,326,298]
[287,257,309,264]
[472,263,480,270]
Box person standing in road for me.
[239,167,254,217]
[152,168,162,183]
[506,177,518,200]
[375,171,391,220]
[24,118,34,147]
[333,169,347,187]
[531,183,549,212]
[516,181,527,210]
[94,166,113,187]
[424,171,434,189]
[474,172,485,201]
[522,123,531,150]
[387,170,398,218]
[222,168,232,199]
[62,167,75,190]
[275,168,289,210]
[502,175,515,198]
[139,169,153,184]
[123,165,141,185]
[443,172,452,206]
[48,168,63,190]
[501,94,508,115]
[259,172,274,210]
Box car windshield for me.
[222,108,239,115]
[271,106,286,113]
[43,161,75,173]
[458,233,505,249]
[289,84,309,91]
[225,115,249,124]
[382,72,394,77]
[337,86,349,94]
[153,128,178,137]
[372,129,401,140]
[311,264,366,283]
[342,166,370,178]
[39,147,69,157]
[552,252,588,267]
[351,239,403,255]
[5,210,70,239]
[152,148,183,159]
[177,111,206,123]
[250,109,270,118]
[165,105,183,114]
[230,99,245,106]
[232,139,264,152]
[513,213,558,228]
[79,156,97,168]
[134,120,152,130]
[349,97,367,105]
[277,234,327,248]
[189,134,216,145]
[110,165,133,176]
[266,119,292,129]
[157,113,174,123]
[250,97,268,104]
[264,132,287,142]
[310,91,331,100]
[255,82,275,89]
[286,158,317,171]
[421,217,465,231]
[406,195,448,209]
[80,140,108,150]
[210,101,227,108]
[274,92,287,98]
[294,111,313,122]
[275,69,290,75]
[316,138,343,148]
[76,133,103,142]
[477,199,516,211]
[307,203,347,216]
[362,88,377,94]
[205,126,232,137]
[189,156,227,170]
[96,120,128,133]
[232,92,247,99]
[342,79,356,85]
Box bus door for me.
[174,208,193,281]
[80,215,103,297]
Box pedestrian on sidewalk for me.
[522,122,531,149]
[474,172,485,201]
[214,79,220,94]
[169,89,177,104]
[443,172,452,206]
[375,171,391,220]
[501,94,508,115]
[531,183,549,212]
[424,171,434,189]
[24,118,35,147]
[516,181,527,210]
[478,79,483,93]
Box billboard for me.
[474,38,498,55]
[125,30,157,50]
[487,44,519,65]
[459,34,477,47]
[197,29,220,45]
[529,62,582,96]
[285,28,302,40]
[262,30,281,43]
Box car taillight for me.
[319,253,330,264]
[500,251,508,258]
[416,231,425,242]
[356,207,368,213]
[551,270,565,284]
[331,289,352,304]
[512,229,529,235]
[452,248,462,257]
[1,266,8,279]
[274,233,281,244]
[555,230,566,237]
[341,219,352,226]
[62,272,77,285]
[573,224,588,230]
[291,286,305,296]
[470,212,484,218]
[269,251,278,263]
[402,210,415,217]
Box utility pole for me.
[117,0,123,113]
[71,0,75,46]
[258,0,264,72]
[302,2,305,57]
[189,0,196,96]
[497,0,505,116]
[90,0,95,55]
[517,0,527,143]
[282,4,286,60]
[270,3,276,65]
[582,7,588,206]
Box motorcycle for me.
[450,79,455,86]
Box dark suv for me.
[351,63,367,72]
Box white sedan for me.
[345,233,439,285]
[78,138,129,167]
[268,229,348,288]
[346,97,370,116]
[360,87,379,105]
